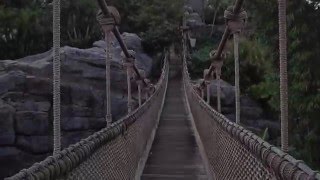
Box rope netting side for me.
[182,46,320,180]
[7,57,169,180]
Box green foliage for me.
[0,0,183,59]
[204,0,233,24]
[245,0,320,169]
[194,0,320,169]
[0,0,101,59]
[0,1,51,59]
[60,0,101,48]
[189,36,222,78]
[261,128,269,141]
[112,0,184,53]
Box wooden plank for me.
[141,76,208,179]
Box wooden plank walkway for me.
[141,76,208,180]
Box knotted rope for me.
[278,0,289,152]
[97,6,120,126]
[53,0,61,155]
[224,6,247,124]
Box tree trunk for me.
[210,3,221,37]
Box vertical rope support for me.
[201,89,205,99]
[278,0,289,152]
[216,71,221,113]
[105,32,112,126]
[234,32,241,124]
[127,64,132,113]
[207,83,210,104]
[138,83,142,106]
[53,0,61,155]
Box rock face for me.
[184,5,205,28]
[0,32,153,169]
[0,101,15,145]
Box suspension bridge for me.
[5,0,320,179]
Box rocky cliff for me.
[0,33,154,178]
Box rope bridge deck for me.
[141,74,208,179]
[7,58,320,180]
[3,0,320,179]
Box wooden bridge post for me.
[125,62,134,113]
[97,7,120,126]
[204,69,213,105]
[137,80,143,106]
[214,61,224,113]
[234,32,241,124]
[224,6,247,124]
[201,88,205,99]
[122,50,135,113]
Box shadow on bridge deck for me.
[141,74,208,180]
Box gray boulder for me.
[16,136,52,154]
[15,111,49,135]
[187,12,205,27]
[240,96,263,120]
[0,147,21,157]
[0,101,15,145]
[208,79,235,106]
[12,100,51,112]
[0,71,26,94]
[62,117,90,131]
[0,33,153,159]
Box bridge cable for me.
[96,9,118,126]
[278,0,289,152]
[234,33,241,124]
[53,0,61,155]
[224,6,247,124]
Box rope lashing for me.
[53,0,61,155]
[96,6,121,26]
[224,6,247,124]
[97,6,120,126]
[234,33,241,124]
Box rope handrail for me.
[96,0,149,86]
[182,38,320,180]
[6,55,169,180]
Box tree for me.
[245,0,320,168]
[205,0,233,36]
